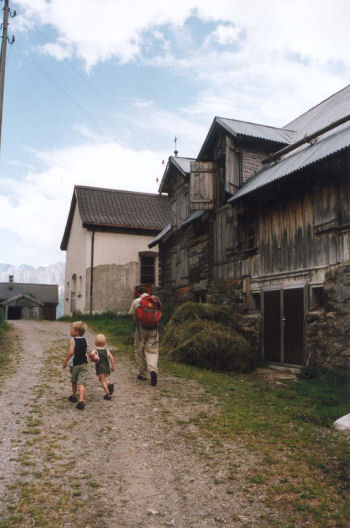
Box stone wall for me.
[306,264,350,370]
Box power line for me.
[32,24,154,149]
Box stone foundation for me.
[306,264,350,370]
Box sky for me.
[0,0,349,267]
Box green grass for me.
[0,312,9,359]
[59,312,134,337]
[84,314,350,528]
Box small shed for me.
[1,293,44,320]
[0,276,58,320]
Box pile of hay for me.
[161,302,256,373]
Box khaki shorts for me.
[71,364,88,386]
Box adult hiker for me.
[128,287,161,386]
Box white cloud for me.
[133,99,154,108]
[14,0,350,125]
[0,137,168,266]
[210,24,240,45]
[15,0,350,69]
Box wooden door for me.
[263,290,281,362]
[283,288,304,364]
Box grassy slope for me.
[62,314,350,527]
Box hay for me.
[161,302,256,373]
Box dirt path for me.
[0,320,266,528]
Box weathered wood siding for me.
[211,174,350,286]
[169,170,189,228]
[189,161,215,210]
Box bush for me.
[0,312,8,346]
[161,302,256,373]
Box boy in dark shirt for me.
[63,321,88,410]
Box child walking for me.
[63,321,88,410]
[89,334,115,400]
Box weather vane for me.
[174,136,178,157]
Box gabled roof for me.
[158,156,194,194]
[61,185,171,250]
[1,293,44,307]
[0,283,58,305]
[229,85,350,203]
[284,84,350,141]
[197,116,295,160]
[217,117,295,144]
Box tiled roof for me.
[61,186,171,250]
[0,283,58,304]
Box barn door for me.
[283,287,305,365]
[263,285,306,365]
[263,289,282,362]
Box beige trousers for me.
[134,325,159,376]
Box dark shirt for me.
[73,337,88,366]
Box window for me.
[311,286,324,308]
[225,139,242,195]
[140,255,155,284]
[238,213,257,251]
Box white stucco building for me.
[60,185,170,315]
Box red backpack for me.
[136,295,162,329]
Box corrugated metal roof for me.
[217,117,296,144]
[148,224,172,248]
[181,210,205,227]
[158,156,194,194]
[171,156,192,175]
[0,283,58,304]
[284,84,350,141]
[229,120,350,203]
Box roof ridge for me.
[169,156,195,160]
[217,116,296,133]
[75,185,167,198]
[283,84,350,128]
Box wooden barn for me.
[152,85,350,369]
[0,276,58,320]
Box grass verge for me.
[85,315,350,528]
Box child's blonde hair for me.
[95,333,106,347]
[71,321,87,336]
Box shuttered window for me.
[225,137,242,195]
[189,161,214,210]
[140,255,155,284]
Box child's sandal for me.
[103,393,111,400]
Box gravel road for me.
[0,320,266,528]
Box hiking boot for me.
[137,374,147,381]
[104,393,111,400]
[108,383,114,395]
[150,371,158,387]
[76,401,85,410]
[68,395,77,403]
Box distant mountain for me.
[0,262,65,317]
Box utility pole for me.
[0,0,15,152]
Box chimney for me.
[9,275,14,290]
